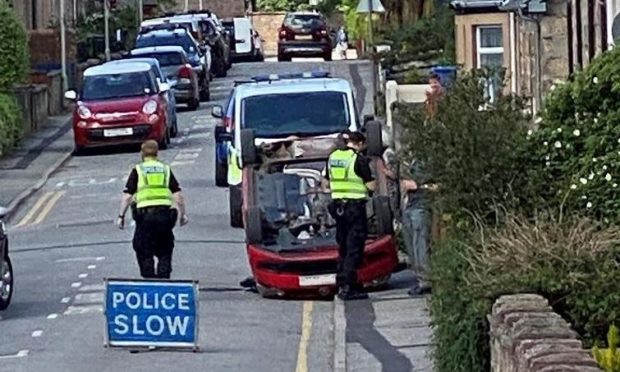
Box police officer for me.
[116,140,188,279]
[327,131,376,300]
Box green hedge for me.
[0,93,22,155]
[0,2,29,90]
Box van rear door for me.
[233,18,252,54]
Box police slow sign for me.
[104,279,199,349]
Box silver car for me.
[130,46,201,110]
[0,206,13,310]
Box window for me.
[476,26,504,68]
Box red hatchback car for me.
[65,62,170,154]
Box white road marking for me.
[174,153,200,160]
[47,313,59,320]
[71,282,82,288]
[61,297,71,304]
[64,305,103,315]
[189,133,210,139]
[78,273,88,279]
[170,160,195,167]
[32,330,43,338]
[55,256,105,263]
[73,292,104,304]
[0,350,29,359]
[177,147,203,152]
[88,265,96,270]
[79,283,105,292]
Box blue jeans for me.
[402,207,432,286]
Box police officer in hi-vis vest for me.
[116,140,188,279]
[327,131,376,300]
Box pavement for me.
[0,57,433,372]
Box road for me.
[0,60,375,372]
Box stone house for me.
[451,0,619,114]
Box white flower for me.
[579,178,588,185]
[550,84,556,91]
[605,173,613,181]
[570,184,577,190]
[594,118,598,124]
[573,129,580,136]
[556,128,563,133]
[535,117,543,124]
[582,195,588,200]
[545,155,550,160]
[614,183,618,188]
[603,165,608,171]
[587,202,593,208]
[544,141,548,146]
[527,129,533,136]
[593,157,598,162]
[617,138,620,144]
[589,173,595,180]
[554,141,562,148]
[546,161,551,167]
[593,77,599,84]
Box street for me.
[0,60,379,372]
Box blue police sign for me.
[104,279,199,349]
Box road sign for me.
[357,0,386,13]
[104,278,199,349]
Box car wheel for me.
[240,129,258,166]
[73,144,84,156]
[324,52,333,61]
[229,185,243,228]
[188,98,199,111]
[0,255,14,311]
[277,54,290,62]
[171,119,179,138]
[159,129,169,150]
[200,85,210,101]
[245,206,263,244]
[215,160,228,187]
[373,196,394,236]
[365,120,384,157]
[256,284,282,299]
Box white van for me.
[230,17,264,61]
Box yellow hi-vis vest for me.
[328,149,368,200]
[135,159,173,209]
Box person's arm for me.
[117,169,138,229]
[355,154,376,192]
[169,171,189,226]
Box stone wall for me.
[29,29,77,70]
[168,0,246,18]
[488,294,601,372]
[250,12,286,57]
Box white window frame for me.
[475,25,504,68]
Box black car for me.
[277,12,333,61]
[0,206,13,310]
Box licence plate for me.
[299,274,336,287]
[296,35,313,40]
[103,128,133,137]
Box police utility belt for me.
[131,203,178,224]
[330,198,366,217]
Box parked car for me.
[223,18,264,62]
[136,27,211,101]
[214,72,396,297]
[0,206,13,310]
[107,57,179,137]
[212,88,235,187]
[140,17,204,45]
[277,12,333,61]
[171,13,231,77]
[64,62,171,154]
[129,46,201,111]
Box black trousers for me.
[329,200,368,289]
[132,206,176,279]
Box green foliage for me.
[523,46,620,225]
[593,325,620,372]
[256,0,308,11]
[431,215,620,372]
[0,94,22,155]
[0,2,29,90]
[76,3,139,48]
[396,69,529,223]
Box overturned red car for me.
[238,125,398,297]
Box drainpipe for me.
[509,12,517,93]
[60,0,68,93]
[184,0,189,12]
[518,8,542,114]
[104,0,111,61]
[199,0,203,10]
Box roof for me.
[84,62,152,77]
[131,46,187,55]
[234,78,352,99]
[137,28,190,37]
[450,0,503,11]
[106,57,160,68]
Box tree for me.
[0,2,29,90]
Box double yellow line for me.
[15,190,65,228]
[295,301,314,372]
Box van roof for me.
[84,62,152,77]
[235,78,352,98]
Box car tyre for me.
[229,185,243,228]
[256,283,282,299]
[324,51,333,61]
[240,129,258,166]
[73,144,85,156]
[215,161,228,187]
[373,195,394,236]
[277,54,291,62]
[171,119,179,138]
[188,98,200,111]
[200,86,210,102]
[0,255,14,311]
[245,206,263,244]
[365,120,384,157]
[159,129,170,150]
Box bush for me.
[524,46,620,224]
[431,215,620,372]
[396,69,530,223]
[0,2,29,90]
[0,93,22,155]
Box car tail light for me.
[224,116,232,130]
[77,105,92,120]
[279,27,287,38]
[320,29,327,36]
[179,64,192,79]
[142,100,158,115]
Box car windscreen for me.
[241,91,350,138]
[131,52,183,66]
[285,14,324,28]
[81,72,154,101]
[136,35,194,54]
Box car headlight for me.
[142,100,158,115]
[77,106,92,120]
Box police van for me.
[212,72,383,228]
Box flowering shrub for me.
[524,47,620,223]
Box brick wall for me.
[488,294,601,372]
[29,29,77,69]
[168,0,246,18]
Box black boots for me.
[337,285,368,300]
